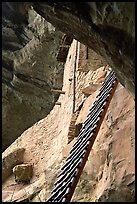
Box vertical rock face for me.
[2,3,65,151]
[2,41,135,202]
[33,2,135,97]
[74,83,135,202]
[2,2,135,152]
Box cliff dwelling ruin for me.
[2,2,135,202]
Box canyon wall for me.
[2,2,135,153]
[2,40,135,202]
[2,5,65,151]
[33,2,135,97]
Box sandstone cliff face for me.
[74,83,135,202]
[2,41,135,202]
[33,2,135,97]
[2,2,135,152]
[2,4,65,151]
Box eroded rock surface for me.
[74,83,135,202]
[33,2,135,97]
[2,148,25,182]
[2,3,65,151]
[2,2,135,151]
[2,41,135,202]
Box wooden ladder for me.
[46,70,118,202]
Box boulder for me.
[82,83,101,97]
[2,148,25,182]
[13,163,33,183]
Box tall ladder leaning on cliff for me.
[46,70,118,202]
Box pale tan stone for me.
[82,83,101,97]
[3,173,46,202]
[2,148,25,182]
[2,41,135,202]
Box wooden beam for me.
[55,102,61,106]
[51,89,65,94]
